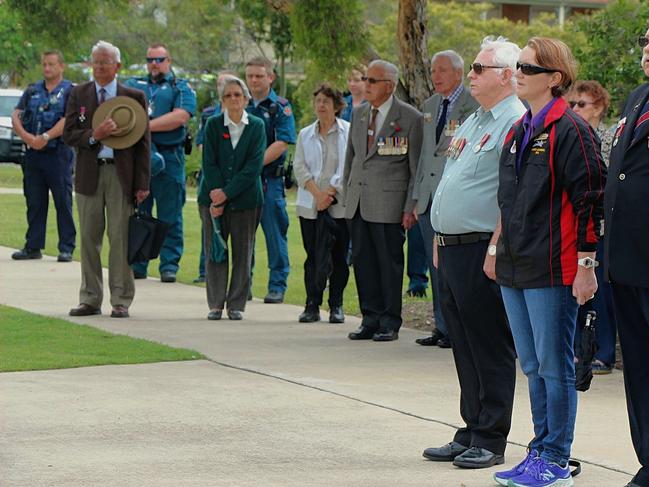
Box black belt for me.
[97,158,114,165]
[435,232,492,247]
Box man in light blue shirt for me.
[422,36,525,471]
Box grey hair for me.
[431,50,465,71]
[92,40,121,63]
[480,35,521,87]
[218,75,251,100]
[368,59,399,84]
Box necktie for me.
[632,99,649,142]
[436,98,450,143]
[98,88,106,105]
[367,108,379,154]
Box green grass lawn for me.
[0,305,203,372]
[0,164,427,318]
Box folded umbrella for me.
[209,215,227,264]
[575,310,597,392]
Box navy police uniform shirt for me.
[125,72,196,147]
[16,79,73,151]
[195,102,222,147]
[246,88,296,175]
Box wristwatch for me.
[41,132,50,142]
[88,135,98,146]
[488,244,497,256]
[577,257,599,269]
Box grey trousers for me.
[199,205,260,312]
[76,164,134,308]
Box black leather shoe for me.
[452,446,504,469]
[437,336,452,348]
[207,310,222,320]
[227,310,243,320]
[193,276,205,283]
[348,326,376,340]
[422,441,468,461]
[57,252,72,262]
[110,305,130,318]
[12,248,42,260]
[69,304,101,316]
[329,306,345,323]
[372,330,399,341]
[406,288,427,298]
[133,271,147,279]
[264,291,284,303]
[416,329,445,346]
[160,271,176,283]
[299,306,320,323]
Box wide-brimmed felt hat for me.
[92,95,147,149]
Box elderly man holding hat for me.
[63,40,151,319]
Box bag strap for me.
[569,459,581,477]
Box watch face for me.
[488,245,497,256]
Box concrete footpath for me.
[0,246,637,486]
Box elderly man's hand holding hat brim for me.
[92,96,148,149]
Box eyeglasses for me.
[146,57,168,64]
[223,92,244,99]
[516,62,558,76]
[639,36,649,48]
[470,63,505,74]
[568,100,595,109]
[92,60,116,66]
[361,76,391,84]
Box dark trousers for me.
[418,203,447,334]
[200,205,260,312]
[22,147,75,253]
[299,215,350,308]
[438,240,516,455]
[406,223,429,292]
[610,282,649,487]
[349,210,405,332]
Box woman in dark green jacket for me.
[198,76,266,320]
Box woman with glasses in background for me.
[493,38,606,487]
[568,80,618,376]
[198,76,266,321]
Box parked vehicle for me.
[0,88,25,164]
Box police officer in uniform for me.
[125,42,196,282]
[245,57,297,303]
[11,50,75,262]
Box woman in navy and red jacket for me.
[493,38,606,487]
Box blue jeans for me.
[500,286,579,465]
[260,176,290,293]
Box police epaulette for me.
[276,95,289,105]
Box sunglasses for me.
[639,36,649,48]
[516,62,558,76]
[361,76,391,84]
[568,100,595,109]
[470,63,505,74]
[146,56,168,64]
[223,92,244,99]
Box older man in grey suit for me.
[412,50,479,347]
[344,60,423,342]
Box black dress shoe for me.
[452,446,504,469]
[69,304,101,316]
[422,441,468,461]
[348,326,376,340]
[372,330,399,342]
[57,251,73,262]
[110,305,130,318]
[227,310,243,320]
[406,288,427,298]
[299,306,320,323]
[437,336,452,348]
[264,291,284,303]
[207,310,222,320]
[193,276,205,283]
[133,271,147,279]
[11,248,42,260]
[416,329,445,346]
[160,271,176,283]
[329,306,345,323]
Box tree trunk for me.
[397,0,433,109]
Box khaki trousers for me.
[76,164,134,308]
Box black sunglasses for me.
[470,62,505,75]
[568,100,595,109]
[639,36,649,48]
[146,56,168,64]
[516,62,558,76]
[361,76,391,84]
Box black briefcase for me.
[127,208,169,264]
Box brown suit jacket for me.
[63,81,151,198]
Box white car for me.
[0,88,25,164]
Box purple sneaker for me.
[493,450,539,486]
[507,457,574,487]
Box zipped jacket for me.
[496,97,607,289]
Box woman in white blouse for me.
[294,84,350,324]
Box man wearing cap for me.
[10,49,76,263]
[125,43,196,283]
[63,40,150,319]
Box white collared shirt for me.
[223,109,249,149]
[95,79,117,159]
[371,95,394,135]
